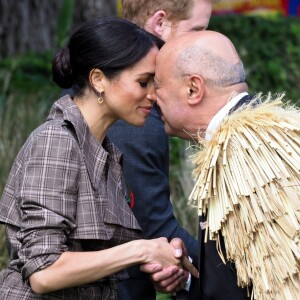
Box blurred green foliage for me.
[0,51,55,95]
[56,0,75,48]
[209,14,300,104]
[156,292,172,300]
[0,0,74,96]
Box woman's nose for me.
[147,84,157,103]
[147,93,157,104]
[147,88,157,103]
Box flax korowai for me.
[189,93,300,300]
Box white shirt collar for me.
[205,92,249,141]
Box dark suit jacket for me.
[108,108,199,300]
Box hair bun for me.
[52,47,73,88]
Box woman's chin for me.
[126,117,147,127]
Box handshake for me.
[139,237,199,294]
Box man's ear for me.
[148,10,171,38]
[186,75,204,105]
[89,68,105,93]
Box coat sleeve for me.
[16,125,80,280]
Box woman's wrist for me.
[125,239,149,265]
[135,239,151,264]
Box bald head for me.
[157,30,246,88]
[154,31,248,140]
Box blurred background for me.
[0,0,299,298]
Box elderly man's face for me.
[154,57,191,139]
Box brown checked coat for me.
[0,96,141,299]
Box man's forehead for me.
[154,54,169,81]
[155,48,173,73]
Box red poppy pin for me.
[127,191,135,208]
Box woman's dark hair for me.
[52,16,164,96]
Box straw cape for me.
[189,93,300,300]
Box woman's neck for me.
[74,95,115,143]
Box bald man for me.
[153,29,300,300]
[153,31,252,299]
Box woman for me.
[0,17,187,299]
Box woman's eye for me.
[139,81,148,88]
[139,77,154,88]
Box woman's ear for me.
[186,75,204,105]
[89,68,105,94]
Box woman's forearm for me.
[29,239,146,294]
[29,237,178,294]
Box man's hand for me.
[140,238,199,294]
[141,264,185,293]
[171,238,199,279]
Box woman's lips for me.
[140,106,153,115]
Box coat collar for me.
[47,95,123,190]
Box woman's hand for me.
[140,238,199,294]
[142,237,181,268]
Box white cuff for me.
[184,256,193,291]
[184,272,192,291]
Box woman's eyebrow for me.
[137,72,155,76]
